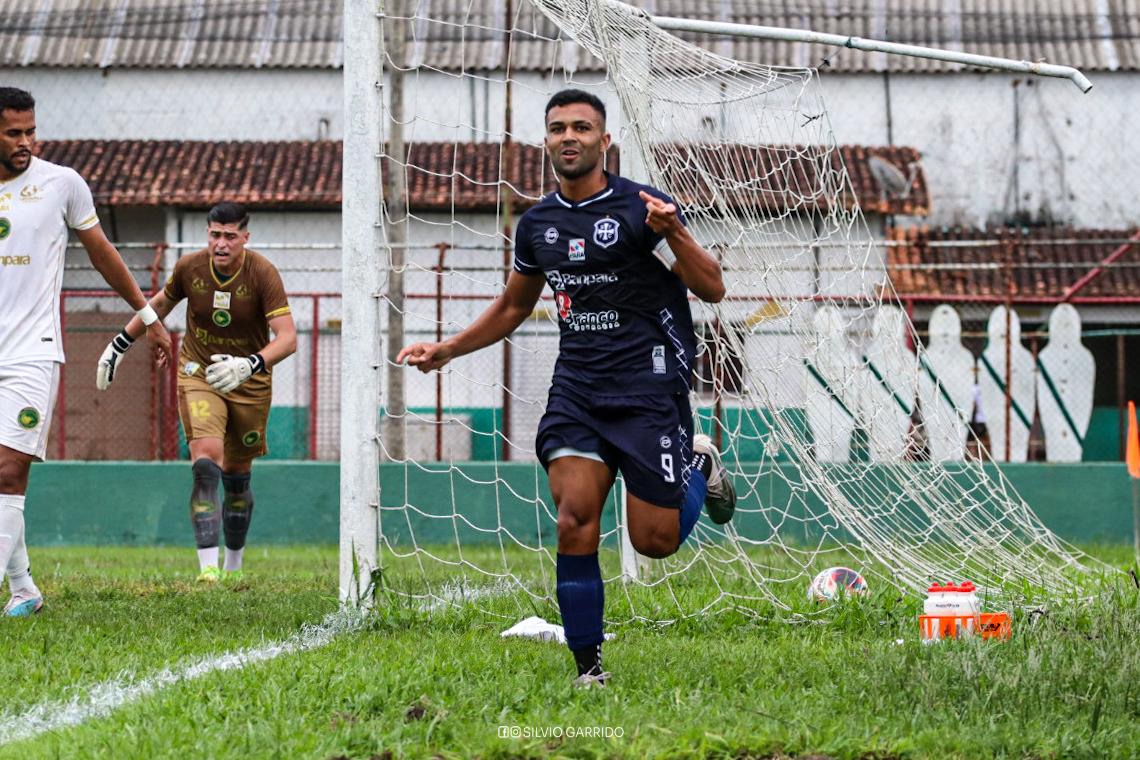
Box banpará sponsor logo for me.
[498,724,623,740]
[565,309,620,332]
[192,327,249,348]
[0,254,31,266]
[545,269,619,290]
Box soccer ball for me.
[807,567,869,602]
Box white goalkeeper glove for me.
[206,353,266,394]
[96,330,135,390]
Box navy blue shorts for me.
[536,386,693,508]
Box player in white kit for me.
[0,88,172,617]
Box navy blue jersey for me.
[513,172,697,396]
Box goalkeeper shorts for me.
[536,385,694,509]
[177,374,270,463]
[0,360,60,460]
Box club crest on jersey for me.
[0,217,10,240]
[213,291,232,309]
[593,218,620,249]
[568,238,585,262]
[544,227,559,245]
[212,309,232,327]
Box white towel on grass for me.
[500,616,615,644]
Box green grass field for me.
[2,545,1139,759]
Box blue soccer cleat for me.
[4,593,44,618]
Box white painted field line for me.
[1,581,520,747]
[0,607,368,747]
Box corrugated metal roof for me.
[34,138,928,215]
[2,1,1135,72]
[0,0,343,69]
[888,226,1140,300]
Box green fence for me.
[24,461,1136,546]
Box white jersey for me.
[0,157,99,365]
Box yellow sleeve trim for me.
[74,213,99,230]
[265,306,292,319]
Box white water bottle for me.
[924,581,981,638]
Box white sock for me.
[6,520,38,597]
[0,495,27,593]
[223,547,244,572]
[197,546,219,571]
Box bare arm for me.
[397,271,546,372]
[638,190,726,303]
[121,290,179,339]
[77,224,149,310]
[78,224,173,364]
[260,313,298,367]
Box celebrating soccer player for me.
[0,87,173,617]
[398,88,735,686]
[96,202,296,583]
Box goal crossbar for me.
[647,14,1094,93]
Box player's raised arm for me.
[638,190,726,304]
[77,224,173,366]
[397,270,546,373]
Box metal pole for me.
[309,294,320,460]
[340,0,384,604]
[435,243,448,461]
[1003,242,1013,462]
[1118,334,1127,460]
[500,0,515,463]
[646,13,1094,92]
[384,3,408,461]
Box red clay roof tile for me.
[35,139,928,216]
[888,226,1140,301]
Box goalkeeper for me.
[97,202,296,583]
[398,89,735,687]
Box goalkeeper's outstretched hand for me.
[96,330,135,390]
[206,354,263,393]
[397,342,453,373]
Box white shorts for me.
[0,361,60,460]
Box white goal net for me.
[349,0,1106,618]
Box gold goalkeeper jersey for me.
[164,248,291,397]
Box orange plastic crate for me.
[919,612,1011,641]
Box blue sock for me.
[556,552,604,667]
[679,469,707,546]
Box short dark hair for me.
[206,202,250,229]
[0,88,35,116]
[544,89,606,123]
